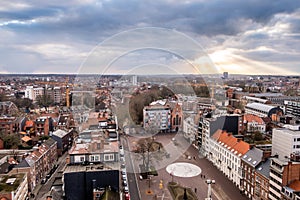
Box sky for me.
[0,0,300,75]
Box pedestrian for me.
[194,188,197,193]
[201,174,203,178]
[204,175,206,179]
[194,156,196,160]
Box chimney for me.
[262,151,271,161]
[237,138,243,142]
[66,156,70,165]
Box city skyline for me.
[0,0,300,75]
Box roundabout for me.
[166,162,201,178]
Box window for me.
[91,156,95,162]
[80,157,84,162]
[104,154,114,161]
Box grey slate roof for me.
[256,159,271,178]
[241,147,263,168]
[15,159,31,168]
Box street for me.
[34,152,68,199]
[122,136,141,200]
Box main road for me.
[121,136,141,200]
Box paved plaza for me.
[125,132,248,200]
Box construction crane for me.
[65,77,70,108]
[35,77,73,107]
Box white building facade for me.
[209,130,250,190]
[272,128,300,160]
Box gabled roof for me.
[242,147,263,167]
[256,159,270,178]
[244,114,265,124]
[212,129,250,156]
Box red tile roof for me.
[25,120,34,127]
[212,129,250,156]
[244,114,265,124]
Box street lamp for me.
[205,179,215,200]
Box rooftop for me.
[256,159,270,178]
[212,129,250,156]
[245,102,277,113]
[52,129,69,138]
[243,114,265,124]
[0,173,26,193]
[242,147,263,167]
[64,162,119,173]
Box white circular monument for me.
[166,162,201,178]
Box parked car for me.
[41,178,47,184]
[123,180,128,186]
[125,193,130,200]
[46,173,51,179]
[121,169,126,175]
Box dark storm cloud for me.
[0,0,300,74]
[2,0,300,38]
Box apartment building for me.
[269,155,300,200]
[0,173,28,200]
[284,100,300,118]
[25,86,44,102]
[209,130,250,190]
[35,116,54,136]
[0,101,18,116]
[64,132,120,200]
[183,114,199,145]
[242,114,266,133]
[11,138,57,190]
[46,87,62,104]
[241,147,264,199]
[57,114,75,131]
[272,128,300,160]
[51,129,74,156]
[255,159,271,200]
[198,114,242,156]
[68,140,119,164]
[0,116,25,134]
[143,104,171,131]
